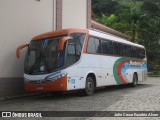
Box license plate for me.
[36,86,44,90]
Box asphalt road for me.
[0,77,160,120]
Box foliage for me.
[155,65,160,71]
[92,0,160,66]
[142,0,160,17]
[92,0,119,16]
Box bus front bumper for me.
[24,75,67,92]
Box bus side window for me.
[66,42,76,67]
[66,33,86,67]
[87,37,96,53]
[113,42,121,56]
[123,45,131,57]
[113,42,117,56]
[70,33,86,55]
[129,46,132,57]
[123,45,127,57]
[101,40,113,55]
[119,43,123,56]
[139,48,145,59]
[131,47,136,58]
[127,46,131,57]
[136,47,139,58]
[134,47,139,58]
[94,38,101,54]
[137,48,140,58]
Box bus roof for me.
[32,28,88,40]
[31,28,144,49]
[89,29,145,48]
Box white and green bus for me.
[17,28,147,96]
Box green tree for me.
[92,0,119,16]
[142,0,160,16]
[92,0,160,67]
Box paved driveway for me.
[0,77,160,120]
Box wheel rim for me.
[87,81,93,91]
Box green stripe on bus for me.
[113,57,138,85]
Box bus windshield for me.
[24,33,86,75]
[24,35,66,75]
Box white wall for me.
[0,0,54,77]
[62,0,87,29]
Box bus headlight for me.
[45,73,67,82]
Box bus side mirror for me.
[16,44,29,59]
[58,36,73,51]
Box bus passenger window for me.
[66,43,76,67]
[131,47,134,58]
[128,46,132,57]
[87,37,96,53]
[95,38,101,54]
[113,42,120,56]
[139,48,145,59]
[66,33,86,67]
[119,44,123,56]
[123,45,127,57]
[101,40,113,55]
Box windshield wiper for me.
[55,52,64,68]
[29,44,44,74]
[29,56,41,74]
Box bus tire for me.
[84,77,95,96]
[131,73,138,87]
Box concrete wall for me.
[0,0,54,78]
[62,0,87,29]
[0,0,54,98]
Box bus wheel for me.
[84,77,95,96]
[131,73,138,87]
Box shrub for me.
[155,65,160,71]
[153,71,158,75]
